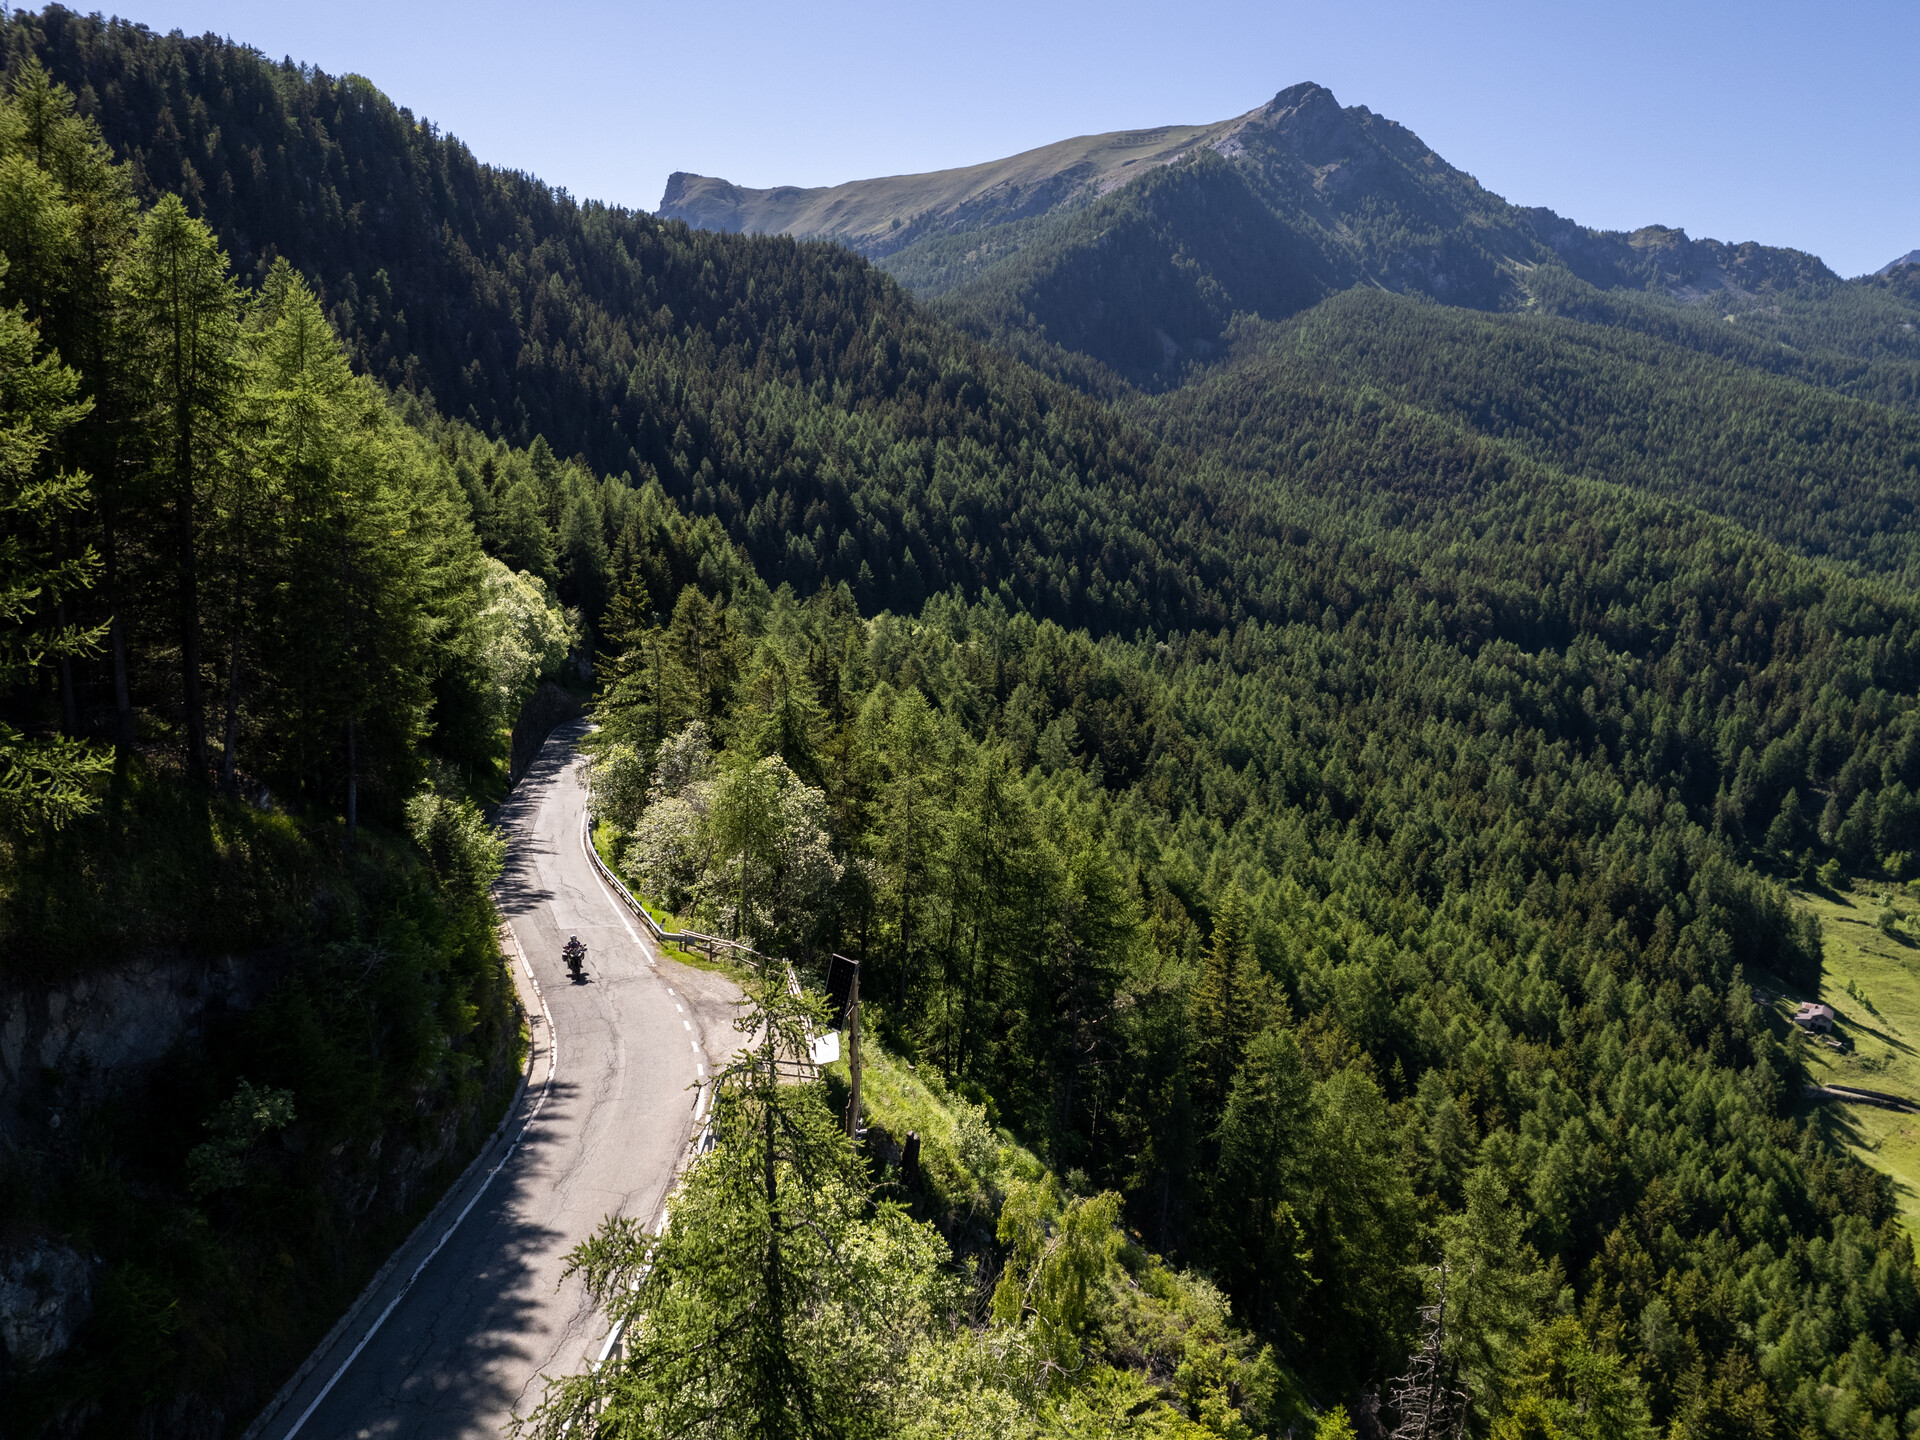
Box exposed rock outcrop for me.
[0,951,282,1144]
[0,1238,93,1371]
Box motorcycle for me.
[562,936,586,981]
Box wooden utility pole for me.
[842,959,862,1138]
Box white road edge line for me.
[576,800,723,1378]
[591,1077,715,1372]
[582,806,646,952]
[281,922,558,1440]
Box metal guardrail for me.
[580,811,763,967]
[579,812,827,1081]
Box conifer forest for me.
[5,7,1920,1439]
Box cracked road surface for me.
[257,722,742,1439]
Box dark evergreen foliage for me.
[10,11,1920,1436]
[1179,289,1920,583]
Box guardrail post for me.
[840,958,862,1138]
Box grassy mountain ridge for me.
[656,111,1237,260]
[669,79,1849,393]
[672,82,1835,305]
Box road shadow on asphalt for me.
[493,727,583,922]
[318,1074,590,1439]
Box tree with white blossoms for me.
[651,719,717,802]
[476,555,574,725]
[586,738,649,836]
[624,789,714,917]
[616,720,839,957]
[619,721,718,912]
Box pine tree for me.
[558,491,610,620]
[0,61,137,749]
[708,752,789,947]
[491,479,557,583]
[244,267,474,834]
[668,585,741,724]
[1042,840,1136,1145]
[598,620,694,753]
[739,638,826,785]
[0,265,105,826]
[117,194,240,782]
[1191,884,1267,1125]
[1209,1024,1316,1337]
[937,741,1039,1079]
[1441,1167,1554,1425]
[520,962,950,1440]
[598,569,656,683]
[877,687,943,1007]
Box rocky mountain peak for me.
[1249,82,1353,162]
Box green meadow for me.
[1762,883,1920,1236]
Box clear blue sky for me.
[91,0,1918,277]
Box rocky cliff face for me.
[0,951,282,1387]
[0,1240,93,1374]
[0,931,521,1430]
[509,681,585,785]
[0,951,282,1144]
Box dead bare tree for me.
[1387,1262,1468,1440]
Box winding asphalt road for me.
[253,722,742,1439]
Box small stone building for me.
[1793,1002,1836,1034]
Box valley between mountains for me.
[5,6,1920,1439]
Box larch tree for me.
[117,193,239,783]
[519,963,951,1440]
[0,259,104,826]
[1190,884,1268,1128]
[0,62,135,749]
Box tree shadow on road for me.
[492,728,584,921]
[312,1073,597,1438]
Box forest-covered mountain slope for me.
[12,9,1920,1437]
[1517,263,1920,413]
[0,6,1296,635]
[13,7,1917,615]
[578,397,1920,1434]
[1154,288,1920,586]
